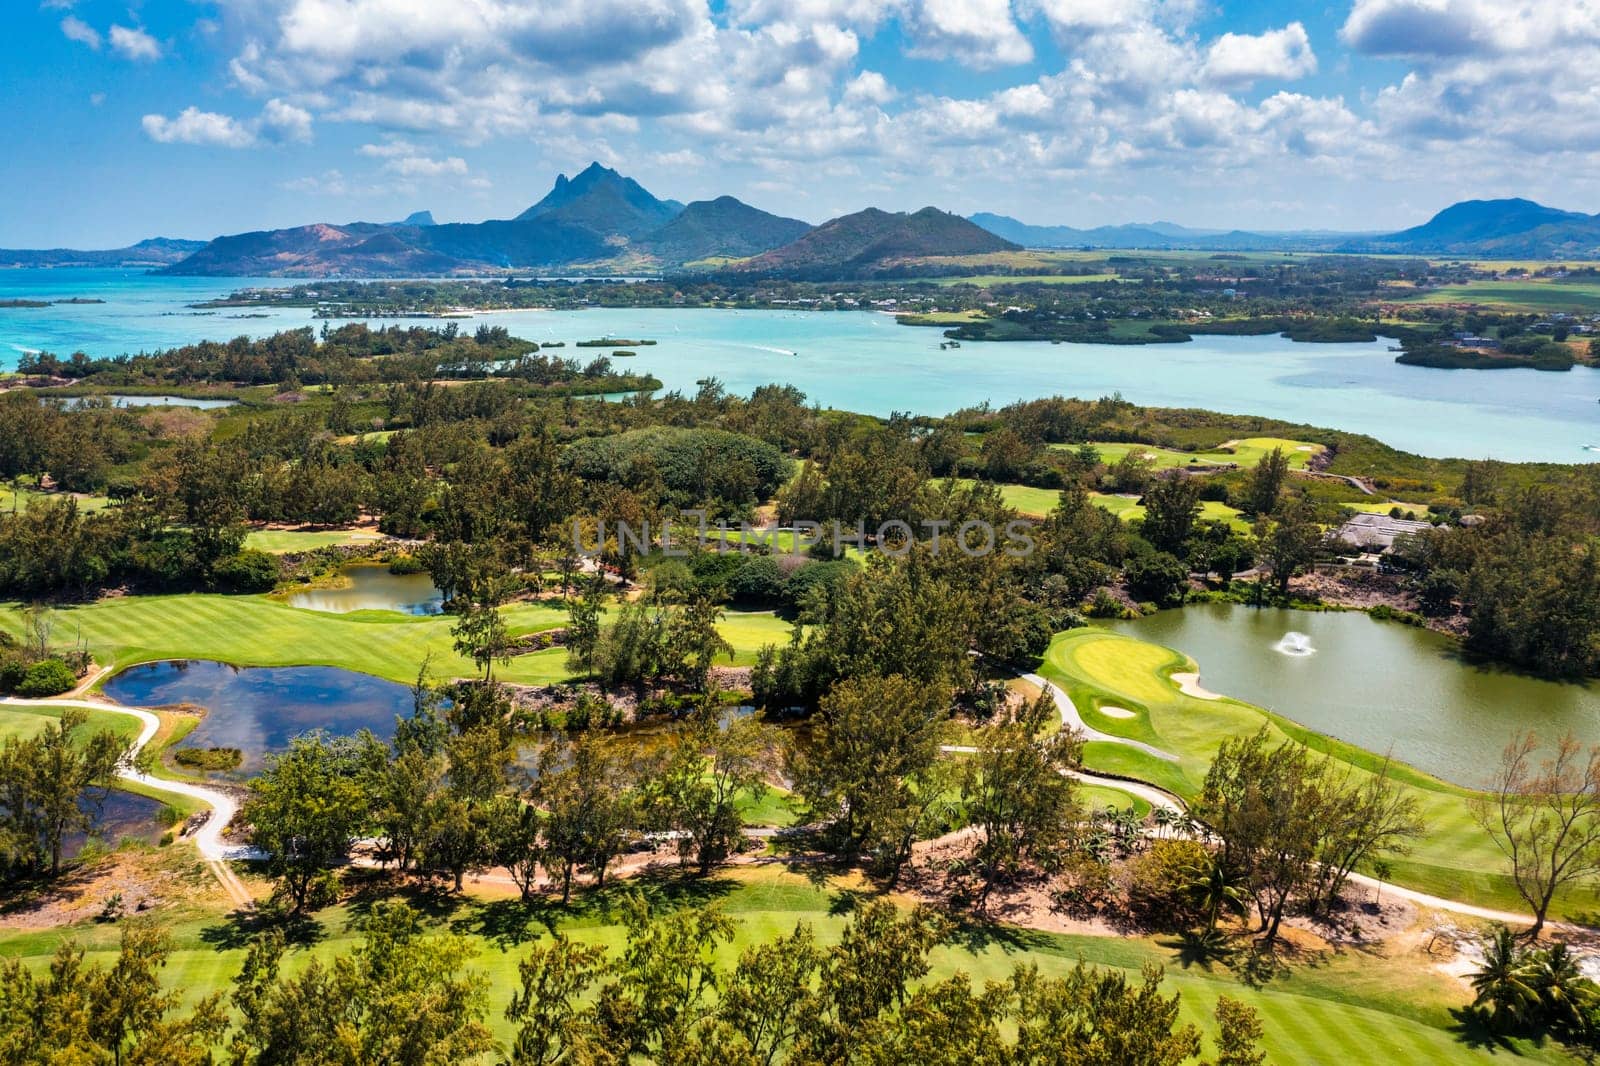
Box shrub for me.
[173,747,244,772]
[1126,838,1211,930]
[1125,552,1189,607]
[16,658,78,697]
[727,556,786,605]
[0,657,26,693]
[213,548,281,593]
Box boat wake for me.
[748,344,797,357]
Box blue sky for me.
[5,0,1597,246]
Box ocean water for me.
[3,268,1598,462]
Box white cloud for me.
[1203,22,1316,86]
[261,99,314,143]
[59,16,100,50]
[109,24,162,61]
[142,100,315,148]
[905,0,1033,68]
[843,70,895,104]
[142,108,256,148]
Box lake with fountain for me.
[102,660,414,774]
[1105,602,1600,787]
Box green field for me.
[0,596,793,688]
[1043,627,1576,918]
[0,864,1553,1063]
[929,273,1118,287]
[1389,278,1600,313]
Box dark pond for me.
[63,789,169,858]
[103,660,413,775]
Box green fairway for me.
[242,528,386,553]
[1042,627,1580,918]
[1089,492,1249,531]
[0,864,1554,1064]
[0,596,792,688]
[1073,438,1323,472]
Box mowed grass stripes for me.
[0,595,793,688]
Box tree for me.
[1140,474,1203,556]
[452,591,512,683]
[1243,447,1290,516]
[0,924,227,1065]
[1470,925,1539,1028]
[961,692,1081,906]
[1254,498,1322,597]
[789,673,948,868]
[0,707,129,877]
[1306,758,1422,914]
[646,695,775,875]
[241,734,368,913]
[563,577,606,675]
[1472,731,1600,940]
[230,900,493,1065]
[667,595,734,693]
[534,733,637,903]
[1125,551,1190,607]
[505,934,610,1065]
[1197,728,1325,944]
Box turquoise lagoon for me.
[3,268,1599,462]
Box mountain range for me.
[0,237,206,269]
[5,168,1598,276]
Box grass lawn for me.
[243,528,385,554]
[0,704,143,746]
[1041,627,1582,918]
[0,863,1553,1063]
[0,596,792,688]
[0,487,114,514]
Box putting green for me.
[1042,627,1572,918]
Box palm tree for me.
[1527,941,1596,1034]
[1471,925,1539,1029]
[1185,854,1248,935]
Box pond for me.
[1103,602,1600,788]
[103,660,414,774]
[64,789,169,858]
[285,563,443,615]
[65,394,236,410]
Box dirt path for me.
[0,693,255,908]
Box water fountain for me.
[1273,631,1316,657]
